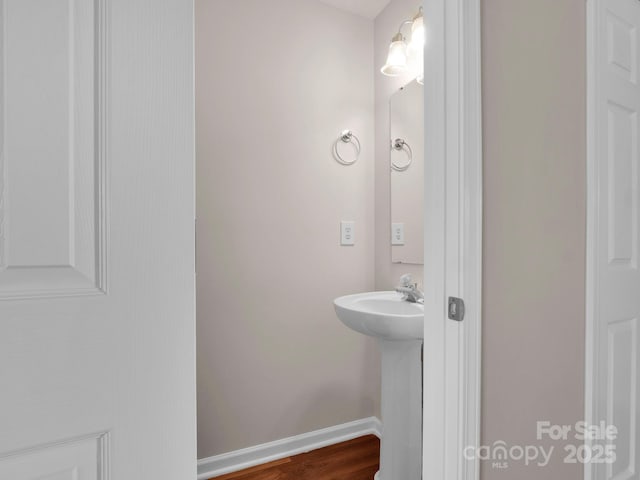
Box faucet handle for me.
[399,274,413,287]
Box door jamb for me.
[422,0,483,479]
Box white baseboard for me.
[197,416,382,480]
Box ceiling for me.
[318,0,391,19]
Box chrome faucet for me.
[395,274,424,303]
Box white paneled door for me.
[588,0,640,479]
[0,0,196,479]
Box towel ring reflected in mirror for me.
[333,130,361,166]
[391,138,413,171]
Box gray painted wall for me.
[481,0,586,478]
[195,0,378,459]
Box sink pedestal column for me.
[376,339,422,480]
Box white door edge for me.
[422,0,483,479]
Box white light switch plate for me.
[341,221,355,246]
[392,223,405,245]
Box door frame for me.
[585,1,598,479]
[422,0,483,479]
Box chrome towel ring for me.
[333,130,361,166]
[391,138,413,172]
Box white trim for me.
[585,1,599,479]
[422,0,482,478]
[461,0,483,478]
[196,417,382,480]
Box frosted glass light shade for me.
[410,15,425,49]
[381,39,408,76]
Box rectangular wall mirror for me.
[390,79,424,265]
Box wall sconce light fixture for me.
[381,6,425,83]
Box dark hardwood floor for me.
[210,435,380,480]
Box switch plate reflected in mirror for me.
[390,79,424,265]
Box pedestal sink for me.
[334,291,422,480]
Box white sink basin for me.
[333,291,424,340]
